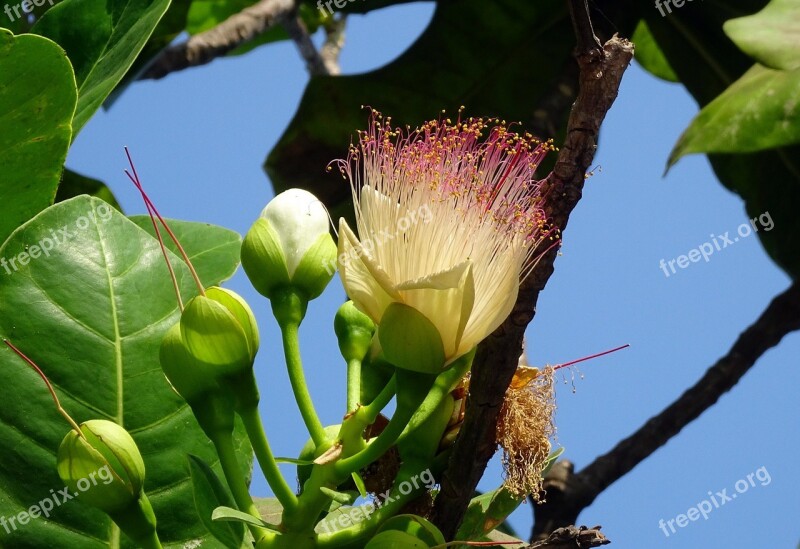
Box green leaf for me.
[275,456,315,465]
[669,64,800,162]
[56,169,122,212]
[379,515,445,546]
[351,471,368,498]
[211,506,280,531]
[644,0,800,279]
[253,496,284,526]
[0,29,76,245]
[482,530,526,547]
[631,20,679,82]
[32,0,171,135]
[129,216,242,287]
[320,486,355,504]
[455,486,526,541]
[724,0,800,70]
[0,196,250,547]
[188,455,246,549]
[542,446,565,476]
[365,530,430,549]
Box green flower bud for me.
[334,301,375,363]
[159,323,215,404]
[378,303,445,374]
[180,286,259,377]
[242,189,337,300]
[56,420,145,514]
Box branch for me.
[140,0,295,80]
[283,12,331,75]
[528,525,610,549]
[320,16,347,75]
[531,281,800,539]
[430,5,634,538]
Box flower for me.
[336,111,557,364]
[242,188,337,300]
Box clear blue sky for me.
[66,3,800,547]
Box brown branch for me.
[528,525,610,549]
[140,0,295,80]
[320,16,347,75]
[531,281,800,539]
[283,12,331,75]
[430,5,634,538]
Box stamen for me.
[3,340,85,438]
[553,343,630,371]
[124,148,205,300]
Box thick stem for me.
[240,405,299,513]
[214,430,270,541]
[282,320,326,446]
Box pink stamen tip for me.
[553,343,630,371]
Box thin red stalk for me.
[124,148,206,296]
[3,340,85,437]
[553,343,630,371]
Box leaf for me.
[365,531,430,549]
[644,0,800,279]
[211,506,280,531]
[129,215,242,287]
[188,455,246,549]
[253,496,284,526]
[669,64,800,162]
[483,530,526,547]
[378,515,445,546]
[0,196,250,547]
[266,0,586,207]
[0,29,76,246]
[32,0,171,135]
[274,456,315,465]
[630,20,679,82]
[724,0,800,70]
[541,446,565,477]
[455,486,526,541]
[56,169,122,212]
[351,471,367,498]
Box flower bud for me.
[180,286,259,377]
[56,420,145,514]
[334,301,375,363]
[241,189,337,300]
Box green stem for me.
[361,374,396,423]
[240,404,299,513]
[346,357,362,412]
[281,320,327,447]
[214,430,270,541]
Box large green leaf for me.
[32,0,171,135]
[669,64,800,162]
[0,29,76,246]
[723,0,800,70]
[188,455,246,549]
[0,196,249,547]
[643,0,800,279]
[129,215,243,288]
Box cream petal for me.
[337,219,399,323]
[458,253,521,356]
[395,261,475,359]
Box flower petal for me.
[337,219,399,323]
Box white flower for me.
[336,113,556,363]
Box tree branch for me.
[430,2,634,537]
[140,0,295,80]
[320,16,347,75]
[283,11,331,75]
[531,281,800,539]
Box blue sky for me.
[66,3,800,547]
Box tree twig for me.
[531,281,800,539]
[140,0,295,80]
[283,11,330,75]
[320,16,347,75]
[430,0,634,537]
